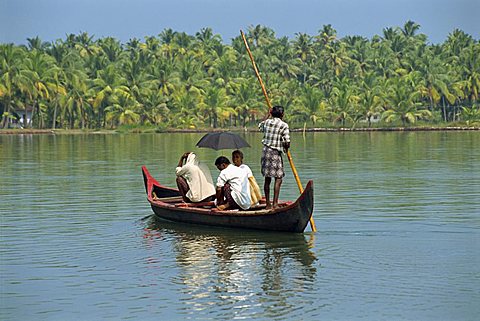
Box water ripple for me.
[1,132,479,320]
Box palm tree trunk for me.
[213,113,217,128]
[442,96,447,122]
[70,111,74,129]
[28,101,36,128]
[38,103,44,129]
[1,97,11,128]
[52,98,58,129]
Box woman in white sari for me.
[176,152,216,203]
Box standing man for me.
[214,156,251,211]
[259,105,290,209]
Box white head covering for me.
[185,152,199,166]
[176,153,215,202]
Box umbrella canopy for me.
[196,132,250,150]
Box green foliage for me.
[1,23,479,130]
[460,105,480,125]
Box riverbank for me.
[1,126,479,135]
[292,126,480,132]
[0,129,117,135]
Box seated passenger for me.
[214,156,251,211]
[175,152,215,203]
[232,149,262,206]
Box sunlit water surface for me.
[1,132,479,320]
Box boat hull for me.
[142,166,314,233]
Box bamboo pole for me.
[240,30,317,232]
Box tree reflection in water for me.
[144,216,318,319]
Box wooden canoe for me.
[142,166,314,233]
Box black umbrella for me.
[196,132,250,150]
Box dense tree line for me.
[1,22,479,130]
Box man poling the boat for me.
[240,30,316,231]
[259,105,291,210]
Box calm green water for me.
[1,131,479,320]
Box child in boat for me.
[232,150,262,206]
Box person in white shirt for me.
[232,150,262,206]
[175,152,215,203]
[214,156,251,211]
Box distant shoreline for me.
[1,127,479,135]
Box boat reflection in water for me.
[143,216,318,319]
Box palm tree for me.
[91,63,126,127]
[151,58,178,96]
[141,90,170,125]
[269,37,301,81]
[293,33,314,62]
[208,47,237,88]
[247,25,275,47]
[199,86,230,128]
[401,20,421,38]
[230,79,261,127]
[26,36,50,52]
[330,43,351,77]
[386,28,408,59]
[275,80,298,112]
[73,32,100,58]
[358,72,384,127]
[343,35,371,77]
[62,69,91,129]
[0,44,26,128]
[144,36,160,52]
[460,105,480,124]
[296,84,326,125]
[382,76,431,126]
[415,52,452,112]
[195,27,222,50]
[104,87,141,127]
[97,37,123,62]
[459,44,480,104]
[170,87,201,128]
[316,24,337,48]
[370,40,398,79]
[159,28,177,45]
[444,29,474,57]
[176,55,208,92]
[329,79,360,127]
[122,55,157,104]
[1,24,478,131]
[48,66,67,129]
[293,33,316,83]
[21,50,57,128]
